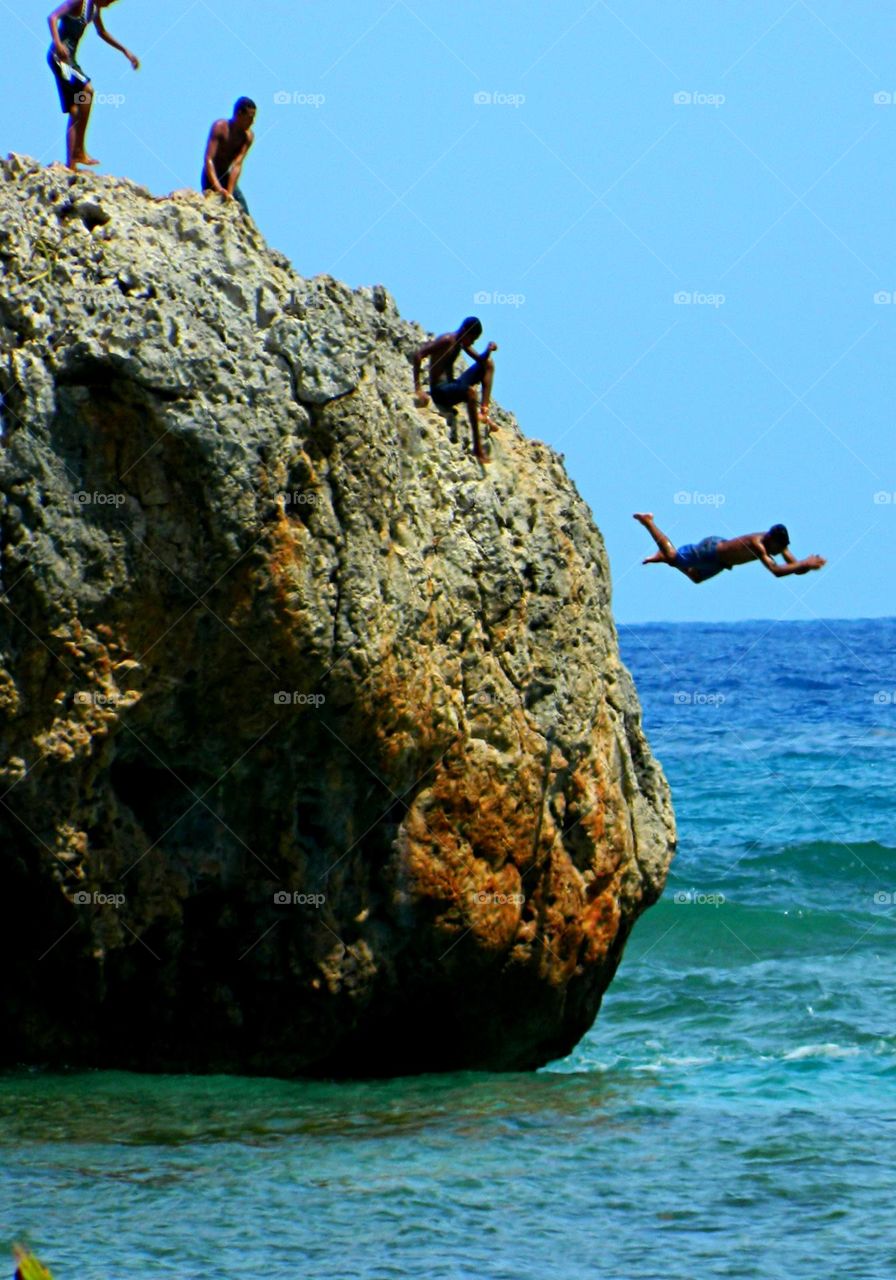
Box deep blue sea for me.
[3,619,896,1280]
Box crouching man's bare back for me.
[634,513,826,585]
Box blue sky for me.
[10,1,895,622]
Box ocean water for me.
[3,619,896,1280]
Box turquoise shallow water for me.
[4,619,896,1279]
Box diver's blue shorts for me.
[673,535,728,583]
[431,360,486,408]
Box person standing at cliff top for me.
[201,98,256,215]
[47,0,139,171]
[413,317,497,464]
[634,512,826,584]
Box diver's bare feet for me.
[633,512,654,526]
[480,406,495,427]
[75,154,100,166]
[474,448,490,465]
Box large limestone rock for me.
[0,155,675,1075]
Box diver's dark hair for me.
[234,97,257,116]
[458,316,482,339]
[767,523,789,547]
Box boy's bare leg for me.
[479,359,496,428]
[466,391,487,463]
[66,107,79,170]
[633,512,677,564]
[72,91,99,166]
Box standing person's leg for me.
[232,185,249,215]
[633,512,678,564]
[72,84,95,167]
[65,103,79,169]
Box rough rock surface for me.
[0,155,675,1076]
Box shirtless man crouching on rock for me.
[634,513,826,584]
[413,316,497,464]
[202,97,256,214]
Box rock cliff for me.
[0,155,675,1076]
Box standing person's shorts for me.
[48,48,90,113]
[201,172,249,215]
[430,360,486,408]
[673,535,730,583]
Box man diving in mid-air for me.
[634,513,826,584]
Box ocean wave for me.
[782,1043,861,1062]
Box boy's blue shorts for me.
[673,536,729,583]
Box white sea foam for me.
[783,1043,861,1062]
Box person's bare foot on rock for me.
[74,155,101,167]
